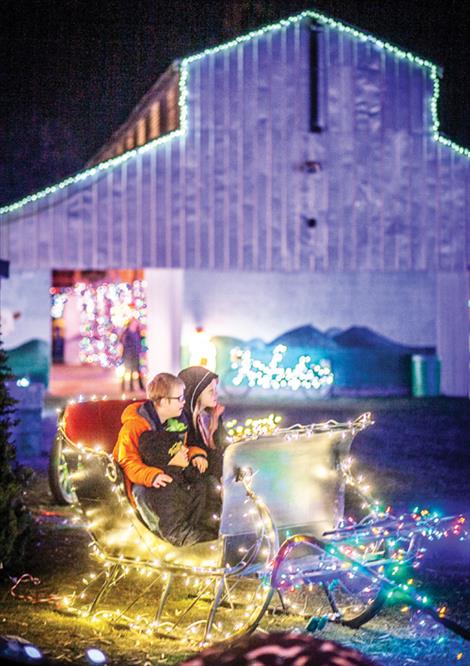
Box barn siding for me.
[1,18,468,274]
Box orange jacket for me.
[113,401,207,506]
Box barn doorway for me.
[49,269,147,397]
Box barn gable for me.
[0,9,469,273]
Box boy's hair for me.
[147,373,184,404]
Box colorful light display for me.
[230,344,334,391]
[270,510,468,640]
[57,440,276,645]
[50,289,69,320]
[50,280,148,367]
[74,280,147,368]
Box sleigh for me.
[49,399,466,646]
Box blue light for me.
[86,647,108,664]
[24,644,43,660]
[16,377,30,387]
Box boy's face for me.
[158,384,186,420]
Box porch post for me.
[436,272,469,397]
[144,268,184,377]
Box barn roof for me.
[0,8,468,219]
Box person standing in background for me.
[120,318,144,392]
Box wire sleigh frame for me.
[52,401,385,645]
[51,403,468,647]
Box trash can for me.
[5,380,45,457]
[411,355,441,397]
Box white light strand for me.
[1,9,468,218]
[230,344,334,391]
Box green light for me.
[1,8,468,218]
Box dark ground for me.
[1,396,469,665]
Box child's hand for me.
[153,473,173,488]
[208,403,225,437]
[192,457,208,473]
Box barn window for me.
[148,101,161,140]
[166,84,179,132]
[125,132,134,151]
[137,117,146,146]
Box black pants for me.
[200,474,223,530]
[133,478,218,547]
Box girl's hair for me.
[195,378,217,410]
[147,373,184,404]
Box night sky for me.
[2,0,470,208]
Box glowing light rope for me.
[270,513,469,642]
[0,9,468,218]
[230,344,333,391]
[225,414,283,442]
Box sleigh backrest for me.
[62,399,137,453]
[220,419,369,542]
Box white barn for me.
[1,10,469,395]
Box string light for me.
[52,403,277,645]
[225,414,283,442]
[230,344,334,391]
[55,412,373,643]
[50,289,69,319]
[50,280,147,367]
[1,9,468,219]
[271,510,468,644]
[27,401,469,653]
[74,280,147,368]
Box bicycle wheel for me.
[323,483,389,628]
[321,554,387,628]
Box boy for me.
[113,372,217,546]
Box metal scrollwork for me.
[105,457,119,483]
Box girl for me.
[178,366,228,531]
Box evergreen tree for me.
[0,329,32,573]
